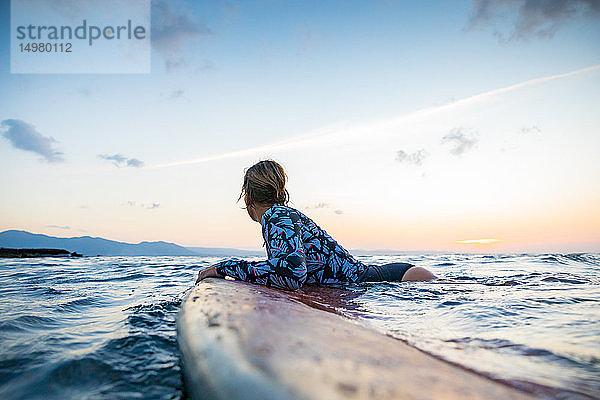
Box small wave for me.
[448,276,476,281]
[1,323,184,399]
[53,296,104,313]
[0,315,59,332]
[46,356,121,387]
[485,279,521,286]
[528,296,598,305]
[43,287,65,295]
[537,255,566,264]
[0,350,52,389]
[125,299,182,314]
[445,337,561,358]
[89,272,152,283]
[561,253,600,266]
[437,300,464,307]
[126,300,181,332]
[96,333,183,396]
[541,276,589,284]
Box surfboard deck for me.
[177,279,534,400]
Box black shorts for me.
[357,262,414,283]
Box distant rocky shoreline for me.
[0,248,83,258]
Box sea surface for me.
[0,254,598,399]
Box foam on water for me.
[0,254,598,399]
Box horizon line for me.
[1,228,599,254]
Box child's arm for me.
[210,208,307,290]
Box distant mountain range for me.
[0,230,264,257]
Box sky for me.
[0,0,599,253]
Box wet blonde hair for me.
[238,159,289,209]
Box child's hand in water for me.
[195,266,219,284]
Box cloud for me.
[165,57,216,73]
[98,153,127,166]
[305,203,343,215]
[125,200,160,209]
[127,158,145,168]
[98,153,144,168]
[165,57,187,72]
[160,88,188,101]
[151,0,211,53]
[520,125,542,134]
[395,149,429,166]
[305,202,330,209]
[46,225,70,230]
[467,0,600,40]
[1,119,64,162]
[169,89,184,100]
[442,128,479,155]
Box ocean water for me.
[0,254,598,399]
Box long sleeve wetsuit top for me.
[213,204,369,291]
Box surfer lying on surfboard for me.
[196,159,436,290]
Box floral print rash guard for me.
[213,204,368,290]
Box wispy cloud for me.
[127,158,145,168]
[98,153,144,168]
[167,89,185,100]
[468,0,600,40]
[125,200,160,210]
[395,149,429,166]
[147,64,600,169]
[46,224,70,230]
[165,57,186,72]
[170,89,184,99]
[304,202,344,215]
[520,125,542,134]
[165,57,216,73]
[442,128,479,155]
[98,153,127,166]
[305,202,330,209]
[1,119,64,162]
